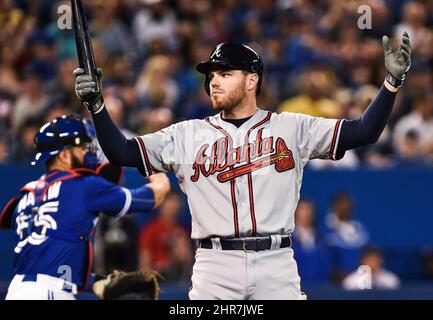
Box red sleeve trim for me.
[329,119,342,160]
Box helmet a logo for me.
[211,44,224,59]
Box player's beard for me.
[70,152,84,169]
[211,81,246,112]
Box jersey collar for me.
[211,108,269,132]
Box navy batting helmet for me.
[195,42,263,95]
[31,114,96,166]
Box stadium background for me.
[1,0,433,299]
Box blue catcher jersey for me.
[10,169,133,290]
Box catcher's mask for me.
[195,42,264,96]
[32,114,98,169]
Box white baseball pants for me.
[189,244,307,300]
[5,274,77,300]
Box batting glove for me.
[74,67,104,113]
[382,31,411,89]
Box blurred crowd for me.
[292,194,400,289]
[0,0,433,167]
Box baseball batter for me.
[0,115,170,300]
[74,32,411,299]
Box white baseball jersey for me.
[134,109,343,239]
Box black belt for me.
[197,236,291,252]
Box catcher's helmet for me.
[31,114,96,166]
[196,42,263,95]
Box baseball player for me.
[74,32,411,299]
[0,115,170,300]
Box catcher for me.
[0,115,170,300]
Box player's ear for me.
[246,73,259,93]
[58,148,72,166]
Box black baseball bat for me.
[71,0,100,92]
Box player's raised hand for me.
[73,67,104,113]
[382,31,411,89]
